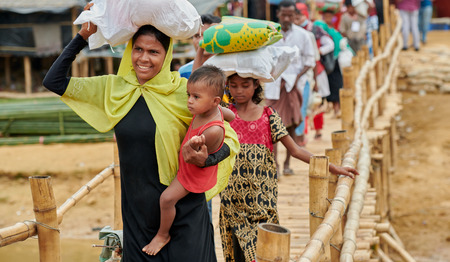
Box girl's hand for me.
[78,3,97,41]
[192,47,215,72]
[329,164,359,179]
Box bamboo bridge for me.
[0,4,416,262]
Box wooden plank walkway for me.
[211,111,381,261]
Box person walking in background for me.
[397,0,420,51]
[315,10,348,118]
[340,0,368,52]
[418,0,433,45]
[265,0,316,176]
[294,3,333,140]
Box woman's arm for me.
[42,3,97,96]
[182,134,231,167]
[280,135,359,178]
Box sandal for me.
[283,168,294,176]
[314,134,322,140]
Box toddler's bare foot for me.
[142,234,171,256]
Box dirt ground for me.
[0,31,449,261]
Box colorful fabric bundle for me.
[316,1,340,14]
[199,16,282,54]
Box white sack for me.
[338,37,354,70]
[74,0,201,49]
[204,46,299,83]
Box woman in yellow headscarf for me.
[43,3,238,261]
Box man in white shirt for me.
[265,0,316,176]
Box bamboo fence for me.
[299,7,411,262]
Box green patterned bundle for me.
[199,16,282,54]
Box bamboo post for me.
[24,56,32,94]
[309,156,331,261]
[383,0,391,35]
[389,117,398,171]
[5,56,11,88]
[325,149,343,262]
[71,7,80,77]
[381,134,391,220]
[342,66,356,93]
[255,223,291,262]
[351,56,360,76]
[105,57,114,75]
[339,88,355,139]
[80,58,89,77]
[113,142,123,230]
[265,0,271,21]
[29,176,61,262]
[390,4,396,34]
[331,130,350,159]
[243,0,248,17]
[379,233,417,262]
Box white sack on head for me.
[74,0,201,49]
[204,45,299,83]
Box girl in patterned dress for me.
[219,73,359,262]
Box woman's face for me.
[228,75,257,104]
[131,34,167,85]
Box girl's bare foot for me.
[142,234,171,256]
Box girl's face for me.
[131,34,166,85]
[228,75,257,104]
[186,81,218,115]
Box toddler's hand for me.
[188,135,205,151]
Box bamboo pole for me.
[340,88,355,139]
[379,233,416,262]
[380,134,391,221]
[376,247,394,262]
[29,176,61,262]
[331,130,350,159]
[5,56,11,88]
[113,142,123,230]
[105,57,114,75]
[342,66,356,93]
[243,0,248,17]
[309,156,331,261]
[57,166,114,224]
[0,166,114,248]
[265,0,271,21]
[24,56,32,94]
[383,0,391,35]
[255,223,290,261]
[325,149,343,262]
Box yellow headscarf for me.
[61,36,239,200]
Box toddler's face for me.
[186,81,218,115]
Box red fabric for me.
[229,105,274,152]
[177,111,225,193]
[313,112,324,130]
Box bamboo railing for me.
[299,6,415,262]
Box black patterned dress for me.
[219,105,288,262]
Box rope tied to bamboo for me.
[23,220,60,233]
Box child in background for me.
[219,73,359,261]
[142,65,235,256]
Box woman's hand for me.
[183,134,208,167]
[78,3,98,41]
[329,163,359,179]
